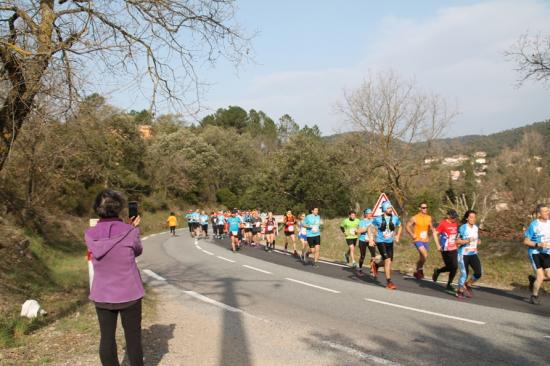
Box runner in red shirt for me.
[283,210,298,256]
[433,209,459,292]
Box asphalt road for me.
[139,230,550,366]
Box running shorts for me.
[414,241,429,250]
[376,242,394,261]
[346,238,358,246]
[307,236,321,248]
[284,231,295,237]
[532,253,550,270]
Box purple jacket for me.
[85,218,145,303]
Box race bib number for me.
[448,234,457,244]
[419,231,428,240]
[300,228,307,235]
[255,222,261,228]
[231,231,238,236]
[383,230,394,239]
[349,228,357,235]
[287,225,294,232]
[465,238,478,252]
[312,225,319,233]
[267,225,274,231]
[541,235,550,245]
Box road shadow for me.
[219,277,253,366]
[300,321,550,365]
[144,261,255,365]
[121,323,176,365]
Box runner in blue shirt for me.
[226,209,242,252]
[302,207,322,266]
[456,210,482,299]
[368,202,402,289]
[200,211,209,238]
[523,204,550,305]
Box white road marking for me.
[196,245,202,250]
[365,298,486,325]
[285,277,340,293]
[544,336,550,339]
[202,249,214,255]
[318,259,348,268]
[142,235,150,241]
[183,290,243,313]
[321,340,401,366]
[143,269,166,281]
[243,264,272,274]
[217,256,236,263]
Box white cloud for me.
[211,0,550,137]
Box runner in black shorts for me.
[368,202,402,289]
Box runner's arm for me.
[405,217,415,239]
[395,224,403,243]
[433,228,442,251]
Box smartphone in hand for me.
[128,201,139,220]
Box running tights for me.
[358,241,377,269]
[437,250,458,285]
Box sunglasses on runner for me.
[420,206,428,209]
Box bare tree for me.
[0,0,250,171]
[339,70,458,213]
[506,32,550,86]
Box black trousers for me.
[358,240,377,268]
[95,299,143,366]
[438,250,458,285]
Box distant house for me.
[450,170,461,181]
[474,171,486,177]
[424,158,438,164]
[442,155,469,166]
[138,125,153,140]
[474,151,487,158]
[475,158,486,164]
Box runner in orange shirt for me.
[406,202,436,280]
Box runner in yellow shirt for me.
[406,202,435,280]
[167,212,178,236]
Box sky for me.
[110,0,550,138]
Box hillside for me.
[417,120,550,157]
[327,120,550,157]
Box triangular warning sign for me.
[372,193,398,217]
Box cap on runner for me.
[381,202,392,211]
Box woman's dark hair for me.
[535,203,548,215]
[349,210,356,215]
[309,207,318,213]
[93,190,125,219]
[461,210,476,225]
[170,212,175,216]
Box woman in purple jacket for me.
[85,190,144,366]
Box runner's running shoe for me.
[464,281,473,298]
[386,281,397,290]
[344,253,350,264]
[370,260,378,278]
[413,271,422,280]
[529,295,541,305]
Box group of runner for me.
[169,201,549,303]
